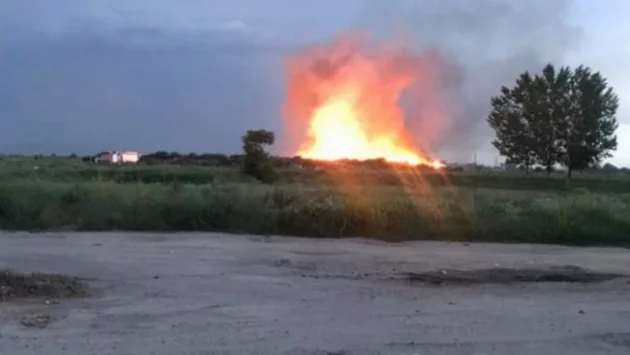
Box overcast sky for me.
[1,0,628,166]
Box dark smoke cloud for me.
[356,0,582,162]
[0,0,581,161]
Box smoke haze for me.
[355,0,581,162]
[0,0,583,163]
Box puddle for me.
[1,269,89,302]
[405,266,625,285]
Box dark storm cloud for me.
[0,0,580,159]
[0,1,287,154]
[0,38,283,154]
[0,0,364,154]
[0,36,284,154]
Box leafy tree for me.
[488,64,619,178]
[560,66,619,177]
[487,83,536,172]
[529,65,572,174]
[241,129,276,183]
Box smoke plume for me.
[353,0,581,162]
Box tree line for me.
[488,64,619,177]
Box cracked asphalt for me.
[1,231,629,355]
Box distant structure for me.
[93,151,142,164]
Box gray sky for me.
[1,0,628,166]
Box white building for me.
[94,151,142,164]
[116,151,142,163]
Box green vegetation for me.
[489,64,619,177]
[1,156,629,192]
[0,156,629,246]
[241,129,277,183]
[0,64,627,246]
[0,179,628,245]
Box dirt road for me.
[1,231,629,355]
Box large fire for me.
[283,35,444,169]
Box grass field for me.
[0,156,629,246]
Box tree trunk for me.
[567,167,573,179]
[546,162,552,176]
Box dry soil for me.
[1,231,629,355]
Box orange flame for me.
[283,34,444,169]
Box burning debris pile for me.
[283,35,445,169]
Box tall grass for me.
[2,157,630,192]
[0,180,628,246]
[0,161,251,184]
